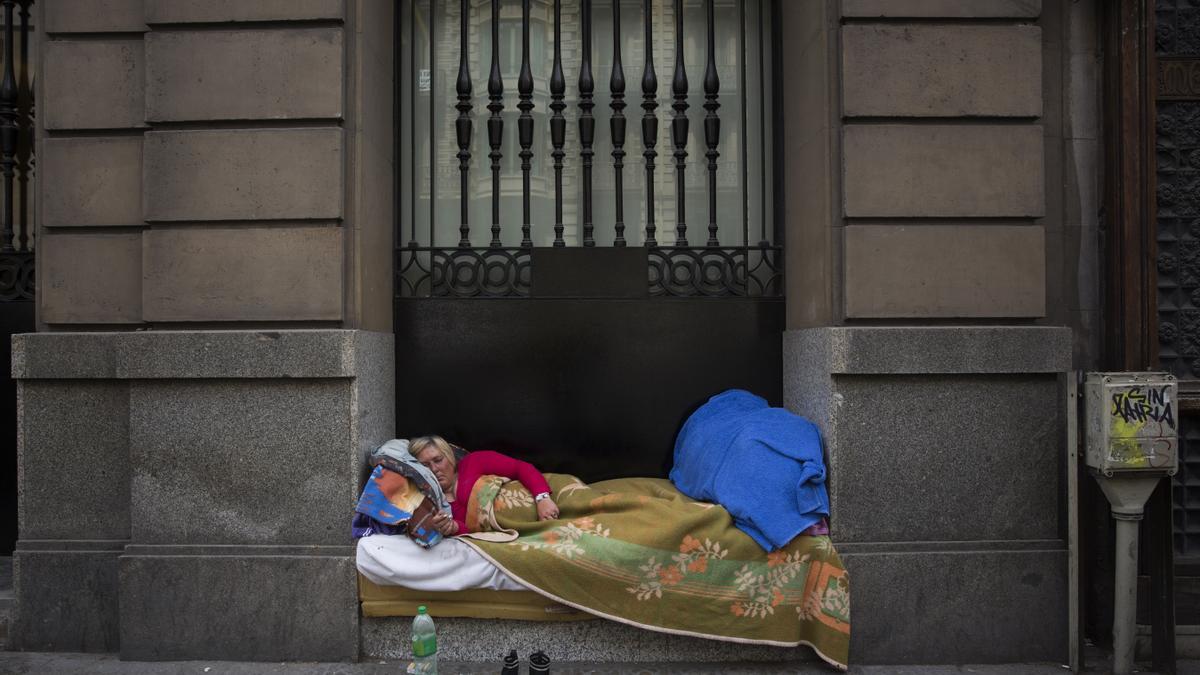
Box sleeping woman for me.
[410,435,560,537]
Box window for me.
[398,0,778,296]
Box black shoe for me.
[529,650,550,674]
[501,649,520,675]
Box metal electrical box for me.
[1085,372,1179,476]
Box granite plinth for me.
[839,545,1068,664]
[17,381,130,540]
[830,374,1061,543]
[351,330,396,467]
[12,330,386,380]
[12,330,394,662]
[786,326,1072,376]
[119,548,357,661]
[10,542,125,652]
[782,326,1071,664]
[128,379,354,545]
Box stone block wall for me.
[785,328,1070,663]
[838,5,1048,321]
[778,0,1092,664]
[11,331,393,659]
[37,0,393,331]
[15,1,397,662]
[16,0,1101,665]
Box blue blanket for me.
[669,389,830,551]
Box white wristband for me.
[534,492,551,502]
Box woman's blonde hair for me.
[409,435,456,469]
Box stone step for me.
[0,555,13,650]
[361,617,825,665]
[0,597,10,650]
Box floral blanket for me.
[459,474,850,670]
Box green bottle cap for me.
[417,605,427,614]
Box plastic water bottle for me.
[408,605,437,674]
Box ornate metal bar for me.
[641,0,658,247]
[757,0,768,246]
[738,0,747,248]
[487,0,505,248]
[403,0,414,247]
[16,0,29,252]
[610,0,626,246]
[429,1,437,243]
[398,246,533,298]
[579,0,595,247]
[671,0,688,247]
[703,0,720,247]
[550,0,567,247]
[518,0,534,248]
[647,245,783,297]
[397,245,781,299]
[0,0,17,253]
[456,0,474,248]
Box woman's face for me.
[415,446,456,492]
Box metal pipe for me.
[1112,515,1139,675]
[1096,474,1162,675]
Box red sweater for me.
[451,450,551,534]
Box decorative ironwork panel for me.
[0,250,31,301]
[0,0,33,262]
[1157,0,1200,58]
[648,245,781,298]
[1156,102,1200,377]
[1157,0,1200,559]
[397,246,532,298]
[396,0,779,298]
[399,243,780,298]
[1174,414,1200,557]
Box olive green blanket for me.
[459,473,850,670]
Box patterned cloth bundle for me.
[352,439,452,547]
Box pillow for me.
[355,454,446,548]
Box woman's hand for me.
[536,497,559,521]
[431,511,458,536]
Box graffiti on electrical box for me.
[1110,386,1176,429]
[1107,385,1176,469]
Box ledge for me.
[122,544,356,557]
[785,326,1071,375]
[836,539,1066,554]
[15,539,129,552]
[12,329,392,380]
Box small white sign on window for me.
[418,69,431,93]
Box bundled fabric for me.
[460,473,849,670]
[669,389,830,551]
[352,439,451,547]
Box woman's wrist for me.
[534,491,551,502]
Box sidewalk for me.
[1,653,1199,675]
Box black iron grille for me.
[0,0,34,303]
[396,0,780,298]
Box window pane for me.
[403,0,771,249]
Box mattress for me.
[355,534,591,621]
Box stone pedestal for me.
[11,330,393,660]
[784,326,1072,663]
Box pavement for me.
[1,653,1199,675]
[3,556,1197,674]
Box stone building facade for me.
[8,0,1119,666]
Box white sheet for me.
[355,535,528,592]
